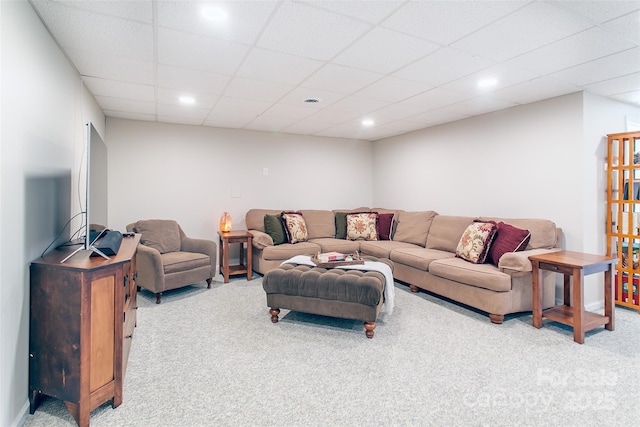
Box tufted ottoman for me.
[262,258,392,338]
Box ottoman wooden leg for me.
[364,321,376,338]
[269,308,280,323]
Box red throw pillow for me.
[487,222,531,266]
[376,213,395,240]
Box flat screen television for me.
[85,121,108,250]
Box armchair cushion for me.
[134,219,181,253]
[162,252,210,274]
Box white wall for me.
[372,92,639,307]
[0,1,104,426]
[106,118,373,244]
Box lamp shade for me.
[219,211,232,232]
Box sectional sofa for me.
[245,208,561,323]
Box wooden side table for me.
[529,250,618,344]
[218,230,253,284]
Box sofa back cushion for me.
[134,219,181,253]
[477,217,558,249]
[299,210,335,239]
[246,209,282,233]
[392,211,438,247]
[426,216,475,252]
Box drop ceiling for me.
[31,0,640,141]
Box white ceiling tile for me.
[302,64,384,94]
[236,48,324,86]
[103,110,156,122]
[333,27,439,74]
[32,1,154,61]
[395,87,475,112]
[52,0,153,23]
[289,109,354,129]
[156,88,218,109]
[157,103,210,122]
[157,64,231,95]
[304,1,403,24]
[157,28,250,74]
[224,77,294,102]
[157,1,277,44]
[452,2,593,62]
[66,48,155,85]
[394,47,495,86]
[157,115,207,126]
[204,97,271,128]
[506,27,636,75]
[491,77,581,104]
[95,96,156,115]
[381,0,525,45]
[603,10,640,45]
[549,48,640,86]
[406,110,471,126]
[355,77,433,103]
[257,1,371,60]
[552,0,640,24]
[83,77,155,102]
[441,63,540,95]
[439,96,517,116]
[585,72,640,96]
[323,96,388,119]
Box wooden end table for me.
[529,250,618,344]
[218,230,253,284]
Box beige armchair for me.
[126,219,217,304]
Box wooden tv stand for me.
[29,234,140,427]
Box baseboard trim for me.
[12,400,29,427]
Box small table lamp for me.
[219,211,232,232]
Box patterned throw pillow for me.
[455,221,497,264]
[280,211,308,244]
[346,212,379,241]
[486,222,531,266]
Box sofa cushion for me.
[264,214,287,245]
[486,222,531,266]
[300,210,335,239]
[426,216,475,252]
[135,219,181,254]
[261,242,320,261]
[392,211,437,247]
[309,238,360,254]
[477,217,557,249]
[346,212,379,240]
[281,211,308,244]
[334,212,348,239]
[455,221,497,264]
[429,258,511,292]
[162,251,210,274]
[390,247,455,271]
[246,209,282,233]
[359,240,417,259]
[376,213,395,240]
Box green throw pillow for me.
[264,214,287,245]
[335,212,347,239]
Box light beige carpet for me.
[23,276,640,426]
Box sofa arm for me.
[182,237,217,267]
[135,244,165,293]
[249,230,273,249]
[499,248,562,273]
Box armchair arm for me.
[181,237,217,275]
[499,248,562,273]
[135,244,165,293]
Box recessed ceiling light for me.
[179,96,196,105]
[201,6,228,22]
[362,119,375,127]
[477,78,498,88]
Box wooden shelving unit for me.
[606,131,640,312]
